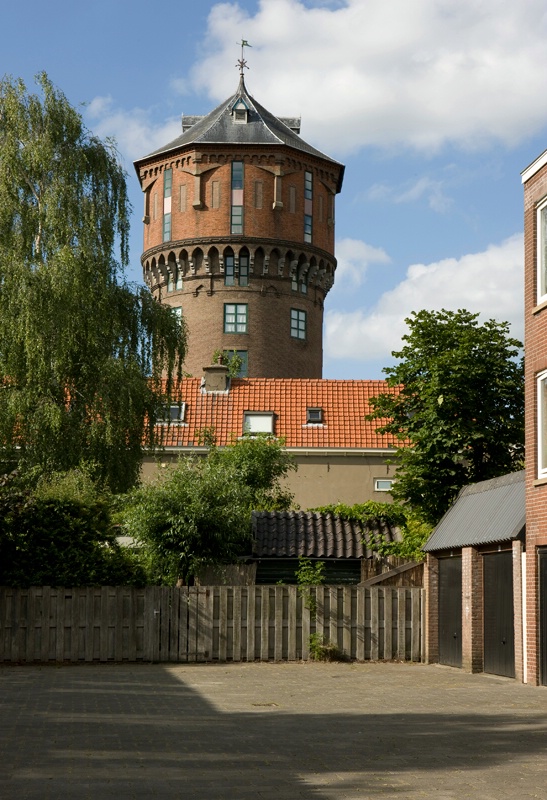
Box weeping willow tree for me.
[0,73,186,492]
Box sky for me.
[4,0,547,379]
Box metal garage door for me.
[483,551,514,678]
[438,556,462,668]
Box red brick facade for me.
[135,129,343,378]
[523,151,547,685]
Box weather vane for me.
[236,39,252,76]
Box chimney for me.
[202,364,230,393]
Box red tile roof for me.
[158,378,399,450]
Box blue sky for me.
[4,0,547,378]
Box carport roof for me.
[422,470,525,552]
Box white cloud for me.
[335,238,391,287]
[366,177,453,213]
[191,0,547,154]
[85,97,180,164]
[325,233,524,362]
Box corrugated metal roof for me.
[251,511,399,559]
[156,377,400,451]
[135,76,344,190]
[423,471,525,552]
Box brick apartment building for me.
[522,149,547,686]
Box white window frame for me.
[374,478,394,492]
[243,411,275,435]
[537,198,547,304]
[538,370,547,478]
[306,407,323,424]
[159,403,186,424]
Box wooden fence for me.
[0,585,424,664]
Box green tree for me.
[0,73,186,491]
[0,470,146,587]
[368,309,524,525]
[122,436,296,584]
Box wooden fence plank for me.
[177,589,188,662]
[411,588,421,661]
[247,588,256,662]
[232,588,242,662]
[370,588,379,662]
[397,589,406,660]
[218,586,228,662]
[260,587,269,661]
[329,588,338,646]
[342,587,352,658]
[301,594,310,660]
[274,586,283,661]
[187,587,198,662]
[384,588,393,660]
[287,586,297,661]
[356,587,365,661]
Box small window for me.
[172,306,182,324]
[304,214,312,243]
[374,479,394,492]
[304,171,312,200]
[163,212,171,242]
[244,412,274,435]
[538,200,547,302]
[291,308,306,340]
[159,403,186,424]
[538,371,547,478]
[224,303,248,334]
[231,161,244,191]
[306,407,323,423]
[234,109,246,122]
[239,255,249,287]
[225,255,235,286]
[231,206,243,234]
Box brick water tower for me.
[134,55,344,378]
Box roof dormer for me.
[231,96,250,124]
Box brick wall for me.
[137,144,342,380]
[461,547,484,673]
[424,554,439,663]
[523,160,547,684]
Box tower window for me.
[239,254,249,286]
[224,303,248,334]
[231,161,244,234]
[231,206,243,234]
[304,215,312,243]
[163,168,172,243]
[291,309,306,340]
[225,254,235,286]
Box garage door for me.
[438,556,462,668]
[483,551,514,678]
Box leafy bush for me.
[0,470,146,587]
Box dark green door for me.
[483,551,515,678]
[438,556,462,668]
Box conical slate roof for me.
[135,76,344,188]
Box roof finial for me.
[236,39,252,77]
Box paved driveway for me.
[1,661,546,799]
